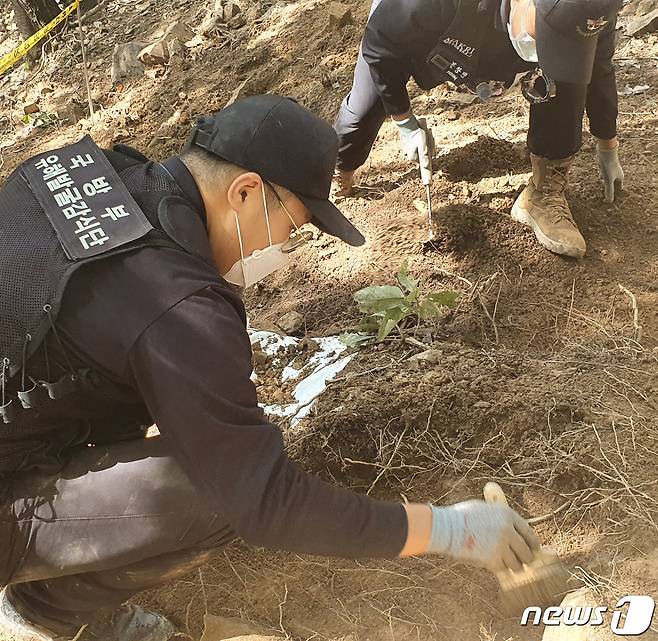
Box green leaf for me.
[419,298,441,320]
[358,316,380,332]
[377,306,407,341]
[354,285,406,314]
[426,291,460,308]
[354,285,405,303]
[339,332,375,349]
[396,261,419,295]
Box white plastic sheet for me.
[249,330,352,424]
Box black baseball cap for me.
[535,0,622,84]
[185,95,365,246]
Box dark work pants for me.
[334,19,618,170]
[0,437,236,636]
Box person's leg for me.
[513,81,588,257]
[334,48,389,180]
[586,21,618,142]
[334,0,391,179]
[1,437,235,636]
[527,81,588,161]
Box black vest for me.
[0,139,219,474]
[411,0,533,91]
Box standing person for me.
[0,95,540,640]
[333,0,625,258]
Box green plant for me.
[341,262,458,346]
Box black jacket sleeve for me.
[361,0,453,115]
[127,287,408,558]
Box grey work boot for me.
[511,154,586,258]
[0,589,174,641]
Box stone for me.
[138,41,168,65]
[328,1,353,28]
[162,20,195,44]
[445,92,476,106]
[252,349,269,370]
[473,401,491,409]
[223,1,242,21]
[23,103,40,114]
[407,349,443,365]
[56,102,85,124]
[444,110,459,121]
[299,336,319,352]
[167,38,183,57]
[110,42,146,83]
[626,7,658,35]
[276,311,305,334]
[620,0,639,14]
[200,613,281,641]
[636,0,658,14]
[228,13,246,28]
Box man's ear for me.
[226,172,263,212]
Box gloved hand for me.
[597,145,624,203]
[428,500,540,572]
[394,115,430,164]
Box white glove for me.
[597,145,624,203]
[428,500,540,573]
[394,115,430,164]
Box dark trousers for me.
[334,22,618,170]
[0,437,235,636]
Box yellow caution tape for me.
[0,0,80,77]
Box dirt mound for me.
[435,136,529,182]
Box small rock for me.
[276,311,305,334]
[299,336,319,352]
[445,92,476,107]
[408,349,443,365]
[56,102,85,124]
[626,7,658,35]
[162,20,195,45]
[328,1,353,28]
[138,41,168,65]
[167,38,183,58]
[621,0,638,14]
[473,401,491,409]
[223,0,243,21]
[110,42,146,83]
[23,103,40,115]
[636,0,658,14]
[228,13,246,28]
[444,110,459,121]
[200,613,282,641]
[252,350,269,370]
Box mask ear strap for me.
[234,211,245,260]
[522,0,531,32]
[261,182,273,246]
[280,200,301,232]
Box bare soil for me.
[1,0,657,639]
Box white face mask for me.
[223,183,292,288]
[508,0,538,63]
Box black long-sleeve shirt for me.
[360,0,618,124]
[52,158,408,558]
